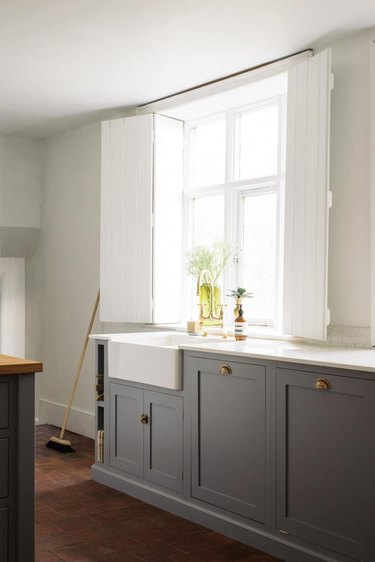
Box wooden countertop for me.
[0,354,43,375]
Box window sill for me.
[147,323,300,343]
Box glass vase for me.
[199,283,222,326]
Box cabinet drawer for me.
[0,507,8,562]
[190,356,265,380]
[0,384,8,429]
[0,439,8,499]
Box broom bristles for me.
[46,435,75,453]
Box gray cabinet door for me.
[143,391,183,492]
[0,507,7,562]
[190,357,266,522]
[109,383,144,477]
[0,439,8,499]
[276,367,375,561]
[0,384,8,429]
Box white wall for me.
[320,30,374,344]
[0,258,25,357]
[0,136,42,257]
[0,136,42,228]
[31,122,101,435]
[0,138,41,362]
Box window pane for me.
[193,120,226,187]
[236,105,278,180]
[193,195,224,247]
[242,192,277,323]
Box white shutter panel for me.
[100,115,154,322]
[282,49,332,340]
[153,115,184,323]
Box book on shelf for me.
[97,429,104,463]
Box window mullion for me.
[224,111,237,311]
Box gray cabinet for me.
[0,383,8,428]
[0,438,8,498]
[0,508,7,562]
[276,367,375,561]
[110,384,143,477]
[93,343,375,562]
[143,390,183,491]
[109,382,183,493]
[190,356,266,523]
[0,371,37,562]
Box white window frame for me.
[183,94,287,328]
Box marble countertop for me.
[179,338,375,373]
[90,332,375,373]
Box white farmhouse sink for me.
[107,331,226,390]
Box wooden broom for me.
[46,291,100,453]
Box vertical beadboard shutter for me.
[100,115,153,322]
[153,115,184,323]
[282,49,332,340]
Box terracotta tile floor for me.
[36,424,284,562]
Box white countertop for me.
[179,338,375,373]
[90,332,375,373]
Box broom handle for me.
[59,290,100,441]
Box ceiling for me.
[1,0,374,139]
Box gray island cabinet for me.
[0,354,43,562]
[91,339,375,562]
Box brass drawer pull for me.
[314,378,331,390]
[219,364,232,375]
[140,414,149,424]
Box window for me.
[128,48,332,340]
[183,92,286,328]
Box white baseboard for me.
[38,398,95,439]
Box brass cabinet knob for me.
[314,378,331,390]
[219,364,232,375]
[140,414,149,424]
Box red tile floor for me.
[36,424,284,562]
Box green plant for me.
[186,241,233,285]
[227,287,253,300]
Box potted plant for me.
[227,287,253,318]
[226,286,253,339]
[186,241,233,326]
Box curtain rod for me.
[139,48,313,108]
